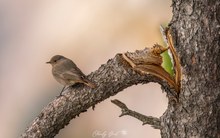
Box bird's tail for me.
[83,78,96,88]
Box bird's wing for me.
[53,59,86,83]
[62,70,84,83]
[63,60,86,77]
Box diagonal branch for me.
[111,99,161,129]
[20,47,175,138]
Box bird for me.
[46,55,96,96]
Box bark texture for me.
[20,52,172,138]
[20,0,220,137]
[160,0,220,137]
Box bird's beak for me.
[46,61,51,64]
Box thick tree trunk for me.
[161,0,220,137]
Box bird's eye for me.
[54,60,57,62]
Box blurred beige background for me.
[0,0,172,138]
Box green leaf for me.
[161,50,174,77]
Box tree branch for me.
[20,47,174,138]
[111,99,161,129]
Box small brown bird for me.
[47,55,96,95]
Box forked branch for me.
[111,99,161,129]
[20,45,177,138]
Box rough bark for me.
[20,51,173,138]
[20,0,220,137]
[160,0,220,137]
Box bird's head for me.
[46,55,66,66]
